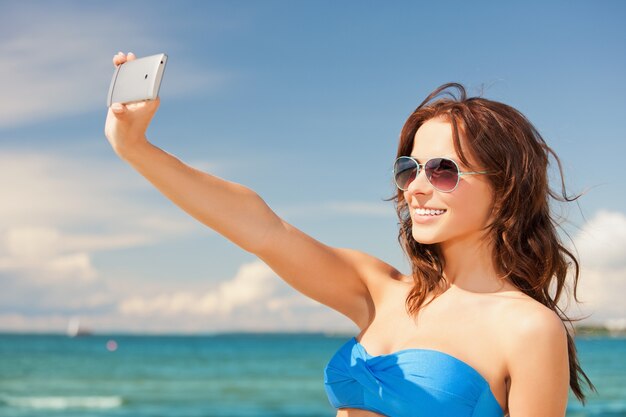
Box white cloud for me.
[0,148,201,325]
[571,211,626,269]
[0,259,357,334]
[0,150,196,237]
[47,252,98,283]
[0,226,95,285]
[4,226,63,263]
[561,210,626,327]
[0,147,368,333]
[116,260,355,333]
[0,3,230,128]
[118,261,277,316]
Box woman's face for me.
[404,117,494,247]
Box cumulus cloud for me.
[0,148,201,327]
[0,148,359,334]
[561,210,626,327]
[0,227,107,284]
[0,258,357,334]
[119,261,277,316]
[0,150,197,237]
[572,211,626,270]
[116,260,356,333]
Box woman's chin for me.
[411,231,442,245]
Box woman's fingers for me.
[111,97,159,114]
[113,52,126,67]
[110,102,126,114]
[112,51,135,67]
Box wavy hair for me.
[384,82,596,403]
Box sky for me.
[0,0,625,334]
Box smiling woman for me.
[376,82,597,415]
[104,51,595,417]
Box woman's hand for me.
[104,52,160,157]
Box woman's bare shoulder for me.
[496,290,562,320]
[495,291,567,359]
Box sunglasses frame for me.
[392,156,492,193]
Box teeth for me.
[414,208,446,216]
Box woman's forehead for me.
[411,119,459,158]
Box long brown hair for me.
[385,82,596,403]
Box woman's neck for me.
[439,231,507,293]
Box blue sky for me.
[1,0,625,333]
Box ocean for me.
[0,333,623,417]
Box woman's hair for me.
[384,82,596,403]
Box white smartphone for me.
[107,53,168,107]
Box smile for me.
[414,208,447,216]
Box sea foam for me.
[0,395,123,409]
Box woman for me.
[105,52,595,417]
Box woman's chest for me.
[354,287,510,414]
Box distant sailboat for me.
[67,317,92,337]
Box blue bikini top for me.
[324,336,504,417]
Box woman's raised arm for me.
[103,52,397,329]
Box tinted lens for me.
[393,157,417,190]
[425,158,459,192]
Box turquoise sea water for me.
[0,333,623,417]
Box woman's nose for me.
[405,168,432,195]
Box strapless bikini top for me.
[323,337,504,417]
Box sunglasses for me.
[393,156,491,193]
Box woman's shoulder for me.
[494,290,567,357]
[495,290,563,324]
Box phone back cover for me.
[107,53,167,106]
